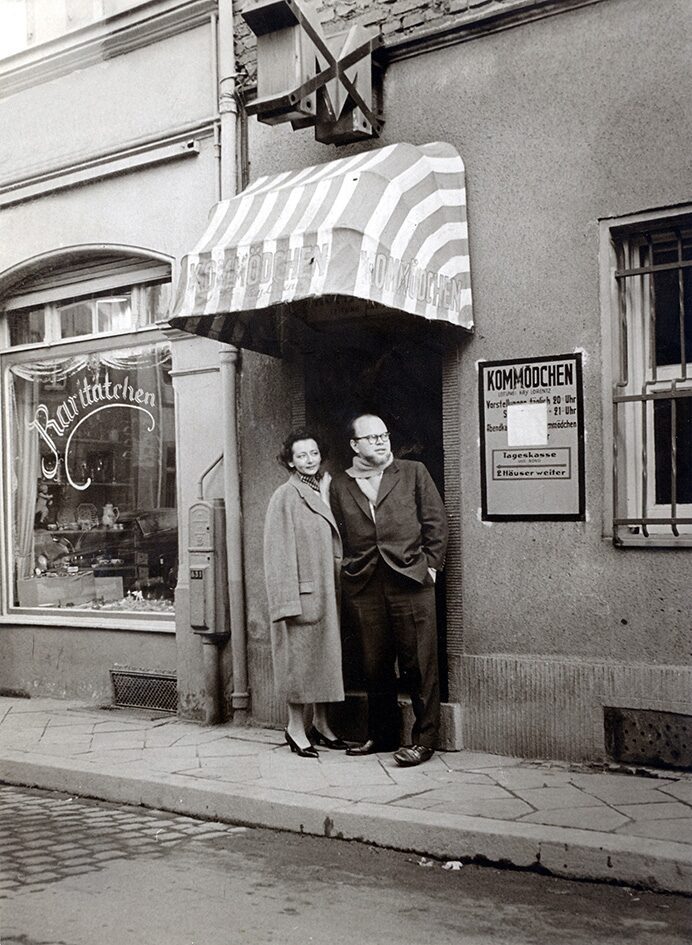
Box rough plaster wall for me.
[233,0,554,87]
[421,0,692,664]
[238,0,692,683]
[172,338,229,721]
[0,626,176,704]
[0,145,219,274]
[0,25,214,184]
[239,350,300,725]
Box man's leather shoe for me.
[393,745,435,767]
[346,739,382,756]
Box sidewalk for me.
[1,696,691,895]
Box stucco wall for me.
[0,17,223,706]
[0,624,176,704]
[0,24,215,182]
[239,350,301,725]
[233,0,571,87]
[1,0,689,757]
[0,144,219,274]
[411,0,691,662]
[171,335,230,721]
[238,0,692,756]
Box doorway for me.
[304,332,448,703]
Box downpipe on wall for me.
[216,1,249,717]
[220,348,249,716]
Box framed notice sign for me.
[479,353,585,521]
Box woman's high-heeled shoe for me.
[285,730,319,758]
[307,725,348,750]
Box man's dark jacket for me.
[330,458,449,593]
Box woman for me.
[263,430,347,758]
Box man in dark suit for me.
[330,413,449,766]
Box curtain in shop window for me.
[9,343,173,521]
[10,376,40,580]
[6,341,176,613]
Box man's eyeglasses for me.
[353,432,390,444]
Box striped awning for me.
[168,141,472,355]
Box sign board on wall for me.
[479,353,585,520]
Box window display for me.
[9,341,177,614]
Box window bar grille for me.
[615,242,629,388]
[670,381,679,537]
[676,230,687,381]
[640,389,649,537]
[671,229,687,536]
[613,242,628,542]
[612,224,692,540]
[646,235,657,383]
[612,389,621,540]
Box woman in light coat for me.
[263,430,346,758]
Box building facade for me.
[0,0,690,763]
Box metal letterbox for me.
[188,499,229,637]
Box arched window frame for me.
[0,249,178,631]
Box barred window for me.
[610,213,692,546]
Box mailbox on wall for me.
[188,499,230,638]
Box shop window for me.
[7,306,44,346]
[8,341,177,615]
[609,213,692,546]
[59,295,133,338]
[4,283,169,348]
[1,267,177,620]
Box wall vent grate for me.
[110,669,177,713]
[604,706,692,770]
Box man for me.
[330,413,449,767]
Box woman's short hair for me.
[277,429,326,470]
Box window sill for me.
[0,611,176,633]
[610,533,692,549]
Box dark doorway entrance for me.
[304,332,448,707]
[304,337,444,492]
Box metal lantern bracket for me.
[242,0,385,144]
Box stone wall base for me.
[462,655,692,763]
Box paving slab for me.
[616,801,692,821]
[660,781,692,804]
[520,806,630,831]
[1,696,691,895]
[513,785,604,810]
[616,819,692,843]
[427,797,536,819]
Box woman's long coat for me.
[263,475,344,704]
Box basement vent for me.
[110,669,177,713]
[604,706,692,770]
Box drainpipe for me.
[217,0,238,202]
[219,350,249,714]
[217,1,250,716]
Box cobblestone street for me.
[2,784,691,945]
[0,784,247,902]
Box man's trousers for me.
[344,559,440,749]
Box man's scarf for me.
[346,455,393,517]
[345,454,393,479]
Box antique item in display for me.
[76,503,98,530]
[35,484,53,527]
[101,503,120,527]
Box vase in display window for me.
[101,503,120,528]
